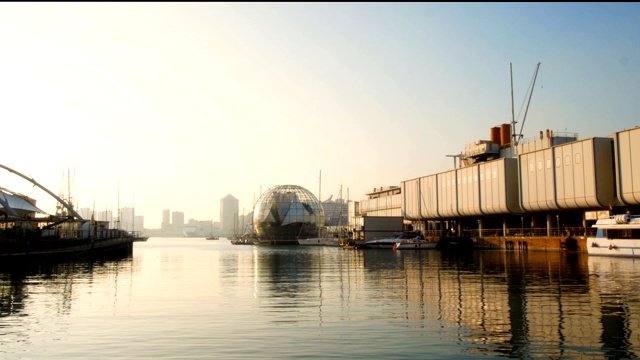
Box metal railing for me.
[423,227,595,239]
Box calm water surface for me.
[1,237,639,359]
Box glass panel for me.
[253,185,324,241]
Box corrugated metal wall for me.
[399,129,639,219]
[554,137,614,209]
[457,165,481,216]
[519,148,558,211]
[438,170,459,217]
[615,127,640,205]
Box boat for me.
[588,214,640,257]
[129,231,149,242]
[299,184,347,247]
[205,236,219,240]
[230,236,258,245]
[298,224,341,247]
[392,238,438,251]
[298,236,341,246]
[230,231,259,245]
[365,231,424,249]
[0,164,135,258]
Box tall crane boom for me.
[517,62,542,145]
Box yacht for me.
[588,214,640,257]
[365,231,424,249]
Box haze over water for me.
[1,238,638,359]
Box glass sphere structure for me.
[253,185,324,244]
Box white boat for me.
[588,214,640,257]
[365,232,424,249]
[392,238,438,250]
[298,237,341,246]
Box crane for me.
[511,62,541,147]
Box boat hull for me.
[0,236,134,258]
[393,241,438,250]
[298,237,341,246]
[587,237,640,257]
[365,241,398,249]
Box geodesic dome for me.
[253,185,324,243]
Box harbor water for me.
[1,237,639,359]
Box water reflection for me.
[1,239,640,359]
[248,247,640,358]
[589,257,640,359]
[0,252,132,349]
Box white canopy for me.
[0,188,45,217]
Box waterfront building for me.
[320,197,348,227]
[183,219,217,237]
[350,124,640,251]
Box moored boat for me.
[365,231,424,249]
[392,238,438,251]
[588,214,640,257]
[0,164,135,258]
[129,231,148,242]
[230,232,258,245]
[230,237,258,245]
[298,236,341,246]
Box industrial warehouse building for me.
[348,125,640,250]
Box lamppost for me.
[521,217,524,236]
[556,215,559,236]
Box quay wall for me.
[472,235,587,252]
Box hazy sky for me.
[1,3,639,228]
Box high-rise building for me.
[134,215,144,232]
[220,195,239,236]
[120,207,135,232]
[172,211,184,232]
[161,209,170,231]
